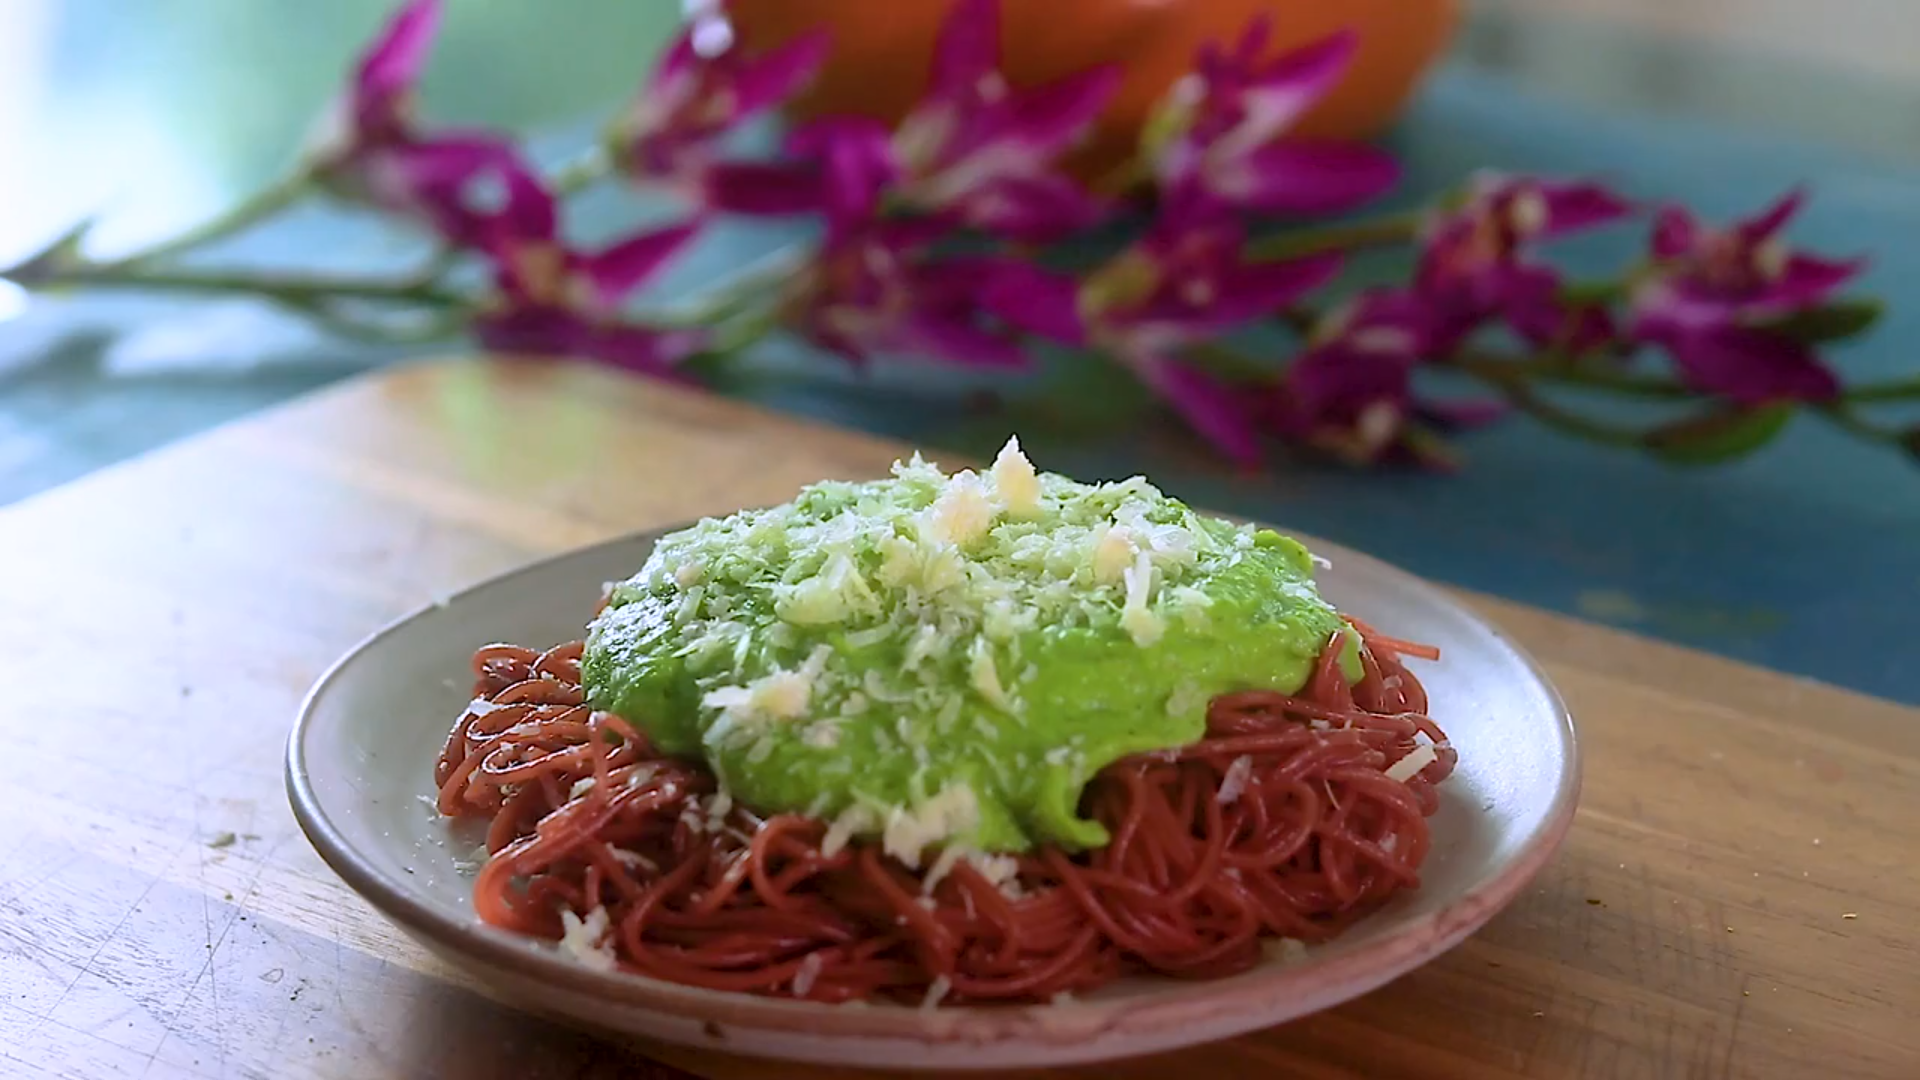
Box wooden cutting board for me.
[0,359,1913,1080]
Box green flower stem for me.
[6,259,471,309]
[1484,356,1693,400]
[661,245,810,327]
[552,145,614,196]
[99,171,313,270]
[1840,375,1920,403]
[1244,211,1423,262]
[1450,354,1648,448]
[276,293,469,344]
[1813,404,1904,444]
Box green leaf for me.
[1558,279,1624,307]
[2,216,96,284]
[1643,404,1794,465]
[1900,427,1920,463]
[1762,298,1884,344]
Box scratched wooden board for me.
[0,360,1914,1080]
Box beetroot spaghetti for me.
[432,622,1456,1005]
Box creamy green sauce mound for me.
[583,439,1356,865]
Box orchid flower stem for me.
[1450,354,1647,448]
[279,295,467,344]
[551,145,614,196]
[660,245,810,326]
[1839,375,1920,403]
[100,171,313,270]
[1243,212,1423,262]
[10,259,471,309]
[1457,353,1693,400]
[1813,405,1904,444]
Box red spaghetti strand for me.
[436,622,1456,1005]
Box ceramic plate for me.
[287,524,1579,1070]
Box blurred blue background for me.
[1,0,1916,700]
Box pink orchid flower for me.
[312,0,519,242]
[612,19,831,215]
[783,135,1028,370]
[987,209,1342,465]
[1267,288,1501,468]
[1415,172,1633,352]
[786,0,1118,240]
[468,166,706,377]
[1149,22,1398,217]
[1629,189,1864,403]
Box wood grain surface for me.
[0,359,1914,1080]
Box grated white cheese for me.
[822,803,878,858]
[967,852,1024,898]
[1385,743,1439,784]
[989,436,1042,516]
[921,975,953,1010]
[1216,755,1255,805]
[569,777,598,800]
[610,847,658,874]
[1261,937,1309,964]
[557,906,617,971]
[1119,548,1164,646]
[792,951,825,997]
[703,664,815,732]
[1091,525,1137,584]
[922,471,996,547]
[922,845,968,894]
[968,637,1012,711]
[881,784,980,868]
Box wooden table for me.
[1,359,1915,1080]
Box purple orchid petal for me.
[583,220,702,306]
[476,305,589,358]
[1536,179,1635,237]
[1629,279,1721,341]
[1668,326,1839,404]
[1418,398,1508,429]
[898,313,1030,369]
[492,164,559,244]
[1738,186,1807,243]
[1209,140,1398,215]
[1223,30,1358,152]
[929,0,1002,102]
[730,31,833,118]
[647,32,702,99]
[1129,351,1264,467]
[804,322,874,370]
[1011,65,1122,153]
[1283,344,1412,423]
[789,118,898,232]
[958,174,1109,240]
[1198,250,1343,327]
[701,161,826,216]
[586,324,707,380]
[478,304,703,382]
[355,0,441,122]
[1773,253,1865,307]
[1199,17,1271,81]
[356,134,514,218]
[1650,205,1699,260]
[982,262,1088,345]
[1314,287,1434,358]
